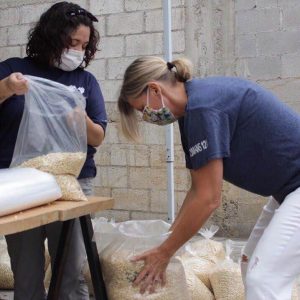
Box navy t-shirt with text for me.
[179,77,300,204]
[0,57,107,179]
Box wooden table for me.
[0,196,114,300]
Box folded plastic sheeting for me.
[0,168,62,217]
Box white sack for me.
[0,167,61,216]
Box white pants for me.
[242,188,300,300]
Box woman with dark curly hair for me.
[0,2,107,299]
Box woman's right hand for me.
[5,72,28,95]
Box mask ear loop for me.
[146,87,150,107]
[149,86,166,108]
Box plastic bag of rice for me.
[0,239,14,289]
[10,76,88,201]
[180,253,215,291]
[94,219,190,300]
[18,153,87,201]
[182,261,215,300]
[188,225,225,263]
[209,240,244,300]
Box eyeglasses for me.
[66,8,98,22]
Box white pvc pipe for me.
[163,0,175,222]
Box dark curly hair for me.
[26,2,100,68]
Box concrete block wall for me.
[0,0,299,238]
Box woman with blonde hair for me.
[118,55,300,300]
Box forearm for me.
[169,189,193,232]
[0,77,13,103]
[160,189,218,257]
[86,116,105,147]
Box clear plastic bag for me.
[181,225,225,292]
[209,240,245,300]
[10,76,87,201]
[0,168,61,216]
[93,219,190,300]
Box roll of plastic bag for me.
[0,168,62,217]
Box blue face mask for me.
[142,88,177,126]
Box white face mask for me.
[54,49,85,71]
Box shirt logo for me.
[68,85,85,94]
[189,139,208,157]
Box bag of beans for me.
[10,76,87,201]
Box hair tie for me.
[167,62,175,71]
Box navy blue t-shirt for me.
[0,57,107,179]
[179,77,300,204]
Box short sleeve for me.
[179,108,230,170]
[86,74,107,132]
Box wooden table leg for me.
[80,215,108,300]
[47,219,75,300]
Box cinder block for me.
[150,168,168,190]
[108,166,128,188]
[278,0,299,7]
[112,188,149,210]
[131,211,168,222]
[94,186,112,197]
[0,46,21,61]
[172,30,185,53]
[242,56,281,80]
[104,101,120,122]
[145,7,185,32]
[150,145,165,167]
[238,202,265,222]
[20,3,50,24]
[282,53,300,78]
[150,189,168,212]
[95,166,128,188]
[100,80,122,103]
[127,144,150,167]
[174,168,191,191]
[282,5,300,28]
[236,34,257,57]
[0,28,8,47]
[107,57,135,79]
[94,144,111,166]
[110,144,129,166]
[93,16,105,37]
[125,0,161,11]
[0,7,19,27]
[174,145,186,168]
[126,33,163,56]
[235,0,256,10]
[260,78,300,104]
[8,24,32,46]
[97,36,124,58]
[90,0,124,15]
[95,209,130,222]
[140,122,166,145]
[86,59,105,81]
[256,0,278,8]
[257,31,300,55]
[129,167,151,189]
[236,8,280,34]
[107,12,143,36]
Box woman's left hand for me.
[131,246,171,294]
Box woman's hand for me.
[5,72,28,95]
[131,246,171,294]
